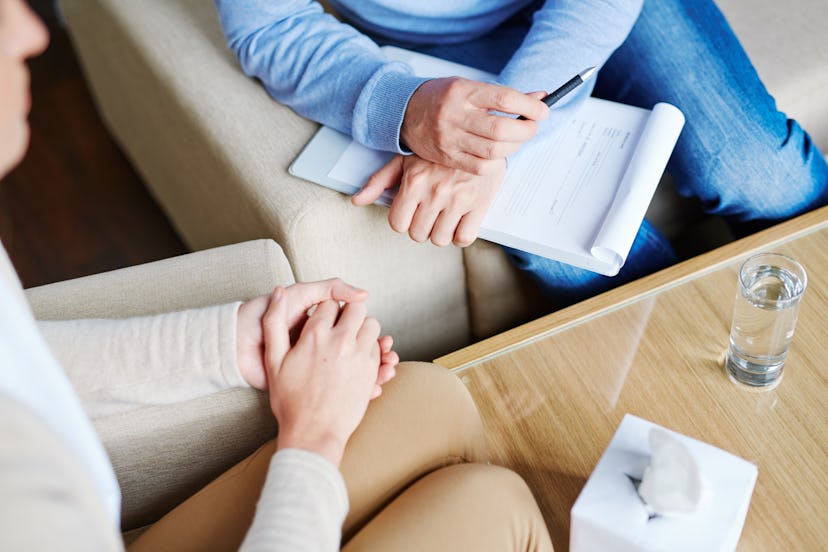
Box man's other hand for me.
[352,154,506,247]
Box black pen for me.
[517,66,597,120]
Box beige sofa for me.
[26,239,292,534]
[26,240,295,539]
[57,0,828,360]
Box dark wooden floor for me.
[0,3,187,289]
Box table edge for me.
[435,206,828,371]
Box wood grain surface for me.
[438,207,828,551]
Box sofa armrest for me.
[58,0,472,360]
[100,388,275,532]
[25,240,293,530]
[26,239,294,319]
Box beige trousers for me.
[129,362,553,551]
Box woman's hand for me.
[262,292,384,466]
[236,279,397,392]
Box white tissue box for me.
[570,414,758,552]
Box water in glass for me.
[726,264,803,386]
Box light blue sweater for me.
[214,0,642,153]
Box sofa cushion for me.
[97,388,274,531]
[463,240,548,339]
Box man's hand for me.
[263,294,383,467]
[352,154,506,247]
[236,279,397,391]
[401,78,548,175]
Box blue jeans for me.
[381,0,828,308]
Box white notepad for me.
[290,46,685,276]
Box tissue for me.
[570,415,758,552]
[638,428,707,516]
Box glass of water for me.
[725,252,807,388]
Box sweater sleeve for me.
[498,0,643,126]
[213,0,428,153]
[37,302,248,419]
[240,448,349,552]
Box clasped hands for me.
[236,279,398,467]
[352,77,549,247]
[226,80,547,467]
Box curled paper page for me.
[590,103,685,274]
[638,428,708,516]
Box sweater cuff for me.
[355,67,429,154]
[240,448,349,551]
[218,301,249,389]
[272,448,349,515]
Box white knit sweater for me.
[0,243,348,550]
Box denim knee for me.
[672,118,828,223]
[595,0,828,224]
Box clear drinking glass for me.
[725,252,807,388]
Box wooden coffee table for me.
[435,206,828,551]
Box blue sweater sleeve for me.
[498,0,643,124]
[213,0,428,153]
